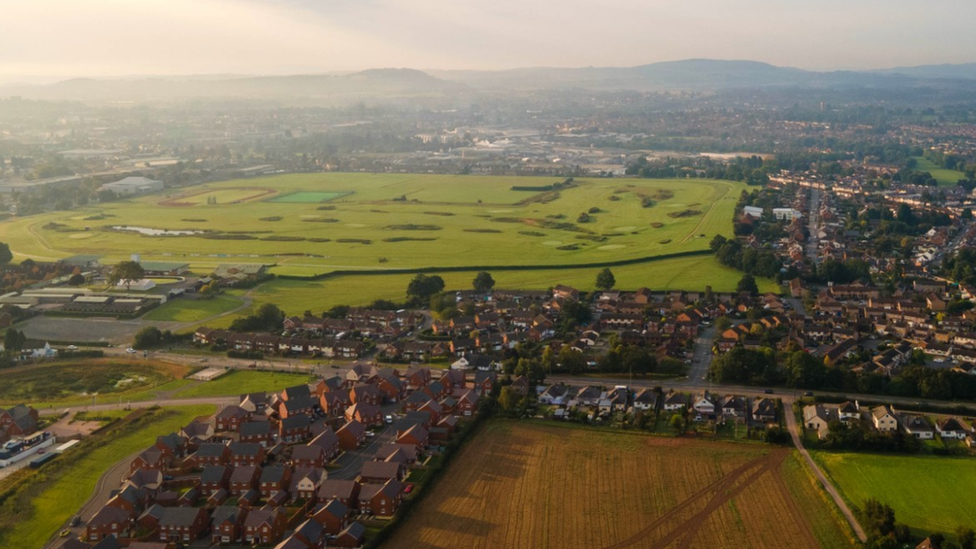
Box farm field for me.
[174,370,314,398]
[0,405,214,549]
[193,255,776,329]
[0,174,746,270]
[383,421,854,549]
[814,451,976,536]
[912,157,968,187]
[142,294,245,322]
[0,359,191,407]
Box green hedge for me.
[276,249,715,282]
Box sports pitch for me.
[0,173,747,273]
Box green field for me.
[174,370,314,398]
[142,295,245,322]
[0,406,213,549]
[189,255,777,328]
[0,174,746,270]
[913,157,967,187]
[815,451,976,536]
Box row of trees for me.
[709,235,782,280]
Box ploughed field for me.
[0,173,745,272]
[384,422,854,549]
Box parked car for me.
[404,483,414,494]
[384,415,393,424]
[126,347,137,354]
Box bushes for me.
[227,350,263,360]
[132,327,189,350]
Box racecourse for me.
[0,174,746,273]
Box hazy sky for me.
[2,0,975,78]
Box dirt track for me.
[598,448,818,549]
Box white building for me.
[743,206,764,218]
[99,176,164,196]
[772,208,802,221]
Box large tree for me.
[595,267,616,290]
[0,242,12,265]
[472,271,495,293]
[737,273,759,295]
[108,261,146,291]
[406,274,445,304]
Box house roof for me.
[318,479,359,500]
[360,460,402,480]
[159,506,205,527]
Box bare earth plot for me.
[384,422,854,549]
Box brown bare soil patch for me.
[382,422,841,549]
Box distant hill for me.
[5,60,976,103]
[0,68,462,103]
[871,63,976,80]
[430,59,945,91]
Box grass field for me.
[0,174,746,270]
[913,157,968,187]
[142,295,245,322]
[383,421,853,549]
[815,451,976,536]
[0,360,191,407]
[0,405,213,549]
[174,370,314,398]
[189,255,776,328]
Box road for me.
[806,186,821,264]
[784,400,868,543]
[687,325,715,384]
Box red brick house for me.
[358,479,403,517]
[308,427,340,460]
[211,506,248,545]
[130,447,167,474]
[349,384,384,406]
[336,420,366,450]
[279,415,312,444]
[396,424,429,449]
[215,405,250,432]
[319,392,348,417]
[291,444,327,469]
[243,508,287,545]
[310,498,350,535]
[333,522,366,548]
[345,403,382,427]
[229,465,261,497]
[456,389,480,416]
[359,461,405,484]
[158,507,208,543]
[200,465,231,496]
[86,506,133,542]
[229,442,265,467]
[239,421,273,447]
[258,465,292,499]
[317,479,360,508]
[188,442,231,467]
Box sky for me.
[1,0,975,80]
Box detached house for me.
[871,405,898,433]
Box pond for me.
[112,226,203,236]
